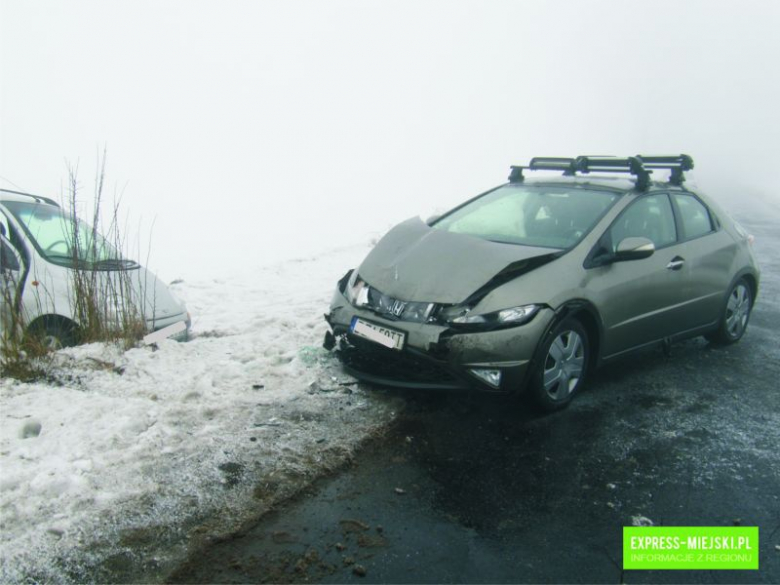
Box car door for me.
[585,193,691,358]
[667,192,735,333]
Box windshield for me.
[2,201,137,269]
[432,184,619,249]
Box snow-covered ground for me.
[0,239,404,583]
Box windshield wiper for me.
[44,255,139,269]
[92,258,139,269]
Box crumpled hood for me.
[357,217,558,304]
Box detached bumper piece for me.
[334,333,469,391]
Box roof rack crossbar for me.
[636,154,694,185]
[508,166,526,183]
[529,157,577,175]
[575,156,651,190]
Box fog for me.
[2,0,778,279]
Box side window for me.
[672,194,714,240]
[609,194,677,251]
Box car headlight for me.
[399,301,436,323]
[443,304,540,329]
[344,270,369,307]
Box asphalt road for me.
[170,216,779,584]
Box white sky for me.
[2,0,779,279]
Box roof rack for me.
[508,157,577,183]
[0,188,60,208]
[636,154,694,185]
[508,154,695,190]
[508,166,526,183]
[529,157,577,175]
[575,156,651,190]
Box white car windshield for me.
[3,201,137,269]
[432,184,619,249]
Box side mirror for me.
[425,214,441,226]
[615,237,655,261]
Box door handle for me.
[666,257,685,271]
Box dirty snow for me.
[0,239,404,583]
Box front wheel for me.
[706,279,753,345]
[26,319,78,353]
[527,318,589,412]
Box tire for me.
[527,317,589,412]
[26,319,78,352]
[706,278,753,345]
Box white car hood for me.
[130,266,187,323]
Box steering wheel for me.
[44,240,71,255]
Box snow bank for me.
[0,240,403,583]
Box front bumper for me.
[324,288,554,393]
[146,312,191,342]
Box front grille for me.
[337,334,464,387]
[363,284,435,323]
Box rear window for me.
[432,185,619,249]
[672,193,714,239]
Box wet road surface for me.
[170,218,780,584]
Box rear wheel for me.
[527,317,589,412]
[706,279,752,345]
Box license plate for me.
[350,317,405,350]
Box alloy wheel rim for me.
[725,283,751,338]
[543,330,585,400]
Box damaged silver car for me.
[324,155,760,411]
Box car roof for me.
[0,188,60,207]
[520,175,638,193]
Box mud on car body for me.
[324,156,760,411]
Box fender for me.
[710,269,760,332]
[519,298,605,395]
[728,267,760,303]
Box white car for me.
[0,188,190,348]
